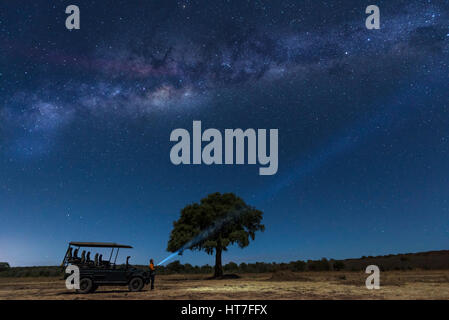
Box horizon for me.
[5,247,449,268]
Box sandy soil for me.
[1,270,448,300]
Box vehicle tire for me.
[76,278,93,294]
[91,284,99,293]
[128,277,144,292]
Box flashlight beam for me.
[157,250,181,266]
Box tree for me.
[0,262,10,272]
[333,260,345,271]
[290,260,306,272]
[166,260,184,273]
[167,192,264,278]
[224,262,238,273]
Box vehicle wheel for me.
[128,277,144,292]
[76,278,93,294]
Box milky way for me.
[1,1,448,158]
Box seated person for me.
[73,248,79,259]
[80,250,86,264]
[66,247,73,262]
[99,254,111,268]
[69,248,81,264]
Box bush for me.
[224,262,238,273]
[200,264,213,274]
[239,263,248,272]
[307,258,330,271]
[166,260,184,273]
[289,260,306,272]
[0,262,10,272]
[333,261,345,271]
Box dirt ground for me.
[1,270,448,300]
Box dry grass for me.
[0,270,448,300]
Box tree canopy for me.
[167,192,264,277]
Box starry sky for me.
[1,0,448,266]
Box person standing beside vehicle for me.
[149,259,155,290]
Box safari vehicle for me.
[61,241,150,294]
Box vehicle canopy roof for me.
[69,241,133,249]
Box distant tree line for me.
[152,251,446,274]
[0,259,342,277]
[0,266,62,278]
[3,250,448,277]
[153,258,344,275]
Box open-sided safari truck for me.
[62,241,150,293]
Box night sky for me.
[1,0,448,266]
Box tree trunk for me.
[214,246,223,278]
